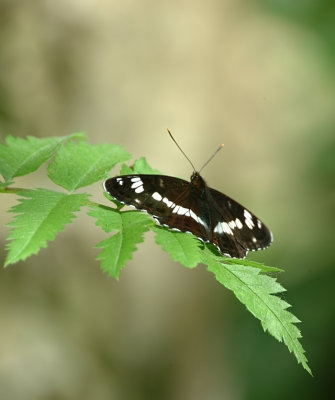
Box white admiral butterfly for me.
[104,132,273,258]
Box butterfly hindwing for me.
[209,187,273,253]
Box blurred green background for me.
[0,1,334,399]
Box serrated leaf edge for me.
[207,257,311,374]
[5,191,87,265]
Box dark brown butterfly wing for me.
[208,187,273,255]
[104,174,210,240]
[104,173,273,258]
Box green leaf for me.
[48,141,131,192]
[200,249,312,375]
[132,157,162,174]
[5,189,89,265]
[0,133,84,184]
[119,164,134,175]
[88,206,154,278]
[119,157,162,175]
[225,257,284,274]
[153,226,201,268]
[0,181,9,188]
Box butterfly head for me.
[190,171,206,190]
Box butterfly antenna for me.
[167,129,197,171]
[199,143,224,173]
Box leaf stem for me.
[0,187,27,194]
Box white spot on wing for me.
[235,218,243,229]
[227,218,244,231]
[162,197,175,208]
[135,185,144,193]
[244,210,252,219]
[173,205,188,215]
[189,210,207,227]
[257,220,262,229]
[245,219,254,229]
[244,209,255,229]
[170,205,207,228]
[130,177,141,183]
[214,221,233,235]
[228,220,236,229]
[131,180,143,189]
[152,192,162,201]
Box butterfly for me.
[103,132,273,258]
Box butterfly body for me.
[104,172,273,258]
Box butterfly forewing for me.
[104,174,211,241]
[104,174,186,213]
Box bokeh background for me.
[0,1,334,399]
